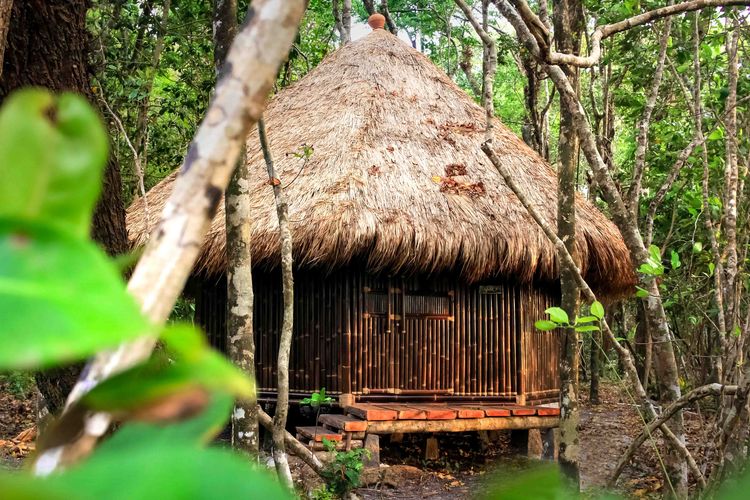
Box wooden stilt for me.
[339,393,355,408]
[527,428,543,458]
[364,434,380,468]
[425,436,439,460]
[478,430,492,450]
[541,428,557,460]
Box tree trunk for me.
[553,0,583,486]
[215,0,259,457]
[0,0,128,415]
[333,0,352,44]
[132,0,171,163]
[0,0,12,78]
[259,117,295,489]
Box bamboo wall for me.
[193,267,561,402]
[520,285,562,401]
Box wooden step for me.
[319,414,369,432]
[483,406,512,417]
[455,406,485,419]
[419,404,457,420]
[376,404,427,420]
[507,405,537,416]
[537,406,560,416]
[306,439,364,451]
[346,404,398,421]
[296,426,342,442]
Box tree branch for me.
[546,0,750,67]
[454,0,497,138]
[609,384,738,487]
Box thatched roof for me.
[127,28,635,295]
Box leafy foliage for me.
[319,438,371,497]
[535,303,604,334]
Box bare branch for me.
[610,384,738,487]
[454,0,497,138]
[97,90,152,235]
[546,0,750,67]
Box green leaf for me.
[635,286,649,298]
[638,263,663,276]
[535,320,558,331]
[483,464,575,500]
[707,127,724,141]
[575,325,600,333]
[0,219,149,369]
[0,440,290,500]
[670,250,681,269]
[163,324,255,399]
[545,307,569,325]
[708,262,715,276]
[648,244,661,263]
[693,241,703,253]
[0,90,108,239]
[94,393,234,449]
[83,325,254,412]
[575,315,598,324]
[590,301,605,320]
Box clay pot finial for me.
[368,13,386,30]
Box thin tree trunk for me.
[721,14,740,350]
[259,117,294,489]
[459,40,482,98]
[333,0,352,44]
[380,0,398,34]
[553,0,583,485]
[627,19,671,219]
[215,0,259,457]
[133,0,171,163]
[589,328,601,404]
[0,0,12,78]
[0,0,128,415]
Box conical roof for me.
[127,28,634,295]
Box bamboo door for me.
[359,275,454,395]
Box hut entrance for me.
[360,275,455,395]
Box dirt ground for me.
[1,380,708,498]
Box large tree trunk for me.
[0,0,128,415]
[215,0,260,457]
[552,0,583,486]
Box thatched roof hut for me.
[127,22,634,405]
[127,26,633,296]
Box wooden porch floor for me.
[296,402,560,451]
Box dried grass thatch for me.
[127,28,635,296]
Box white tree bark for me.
[215,0,259,457]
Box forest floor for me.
[1,380,708,498]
